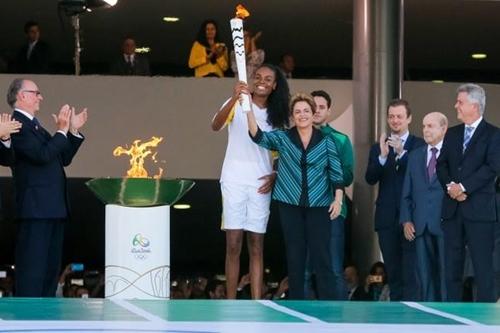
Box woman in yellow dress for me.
[188,20,228,78]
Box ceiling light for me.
[173,204,191,210]
[471,53,487,60]
[59,0,118,15]
[163,17,180,22]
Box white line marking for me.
[403,301,484,326]
[257,300,327,323]
[110,298,168,324]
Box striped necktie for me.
[463,126,474,152]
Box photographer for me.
[364,262,390,301]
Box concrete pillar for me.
[351,0,403,276]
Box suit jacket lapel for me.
[13,111,50,141]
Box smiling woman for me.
[246,92,345,300]
[188,19,229,78]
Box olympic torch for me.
[230,4,251,112]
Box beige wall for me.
[0,75,352,178]
[405,81,500,133]
[0,75,498,179]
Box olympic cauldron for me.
[86,137,194,299]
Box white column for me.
[104,204,170,299]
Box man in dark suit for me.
[15,21,50,74]
[437,83,500,302]
[110,37,151,76]
[6,78,88,297]
[365,99,425,301]
[400,112,448,301]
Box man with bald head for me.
[6,78,88,297]
[437,83,500,302]
[400,112,448,301]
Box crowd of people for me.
[0,18,499,304]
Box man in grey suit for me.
[437,83,500,302]
[400,112,448,301]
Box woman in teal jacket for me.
[246,92,344,300]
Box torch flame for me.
[113,136,164,178]
[235,4,250,19]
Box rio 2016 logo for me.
[132,233,150,247]
[131,233,151,260]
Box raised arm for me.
[211,81,249,131]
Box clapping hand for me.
[0,113,22,140]
[53,104,71,133]
[70,107,88,134]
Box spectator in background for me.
[230,29,265,81]
[110,37,151,76]
[190,276,208,299]
[279,53,295,79]
[206,278,226,299]
[365,261,390,301]
[188,19,228,78]
[15,21,50,74]
[344,265,368,301]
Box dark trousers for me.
[377,224,418,301]
[278,202,335,300]
[443,210,495,302]
[415,228,446,301]
[15,219,65,297]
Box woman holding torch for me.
[211,64,289,299]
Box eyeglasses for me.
[22,90,42,97]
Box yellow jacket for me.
[188,41,228,77]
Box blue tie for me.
[463,126,474,152]
[32,117,40,129]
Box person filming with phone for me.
[365,99,425,301]
[364,262,390,301]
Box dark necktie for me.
[32,117,50,138]
[32,117,41,129]
[427,147,438,180]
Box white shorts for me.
[220,182,271,234]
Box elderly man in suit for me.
[437,83,500,302]
[6,78,88,297]
[400,112,448,301]
[110,37,151,76]
[365,99,425,301]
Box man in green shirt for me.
[304,90,354,299]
